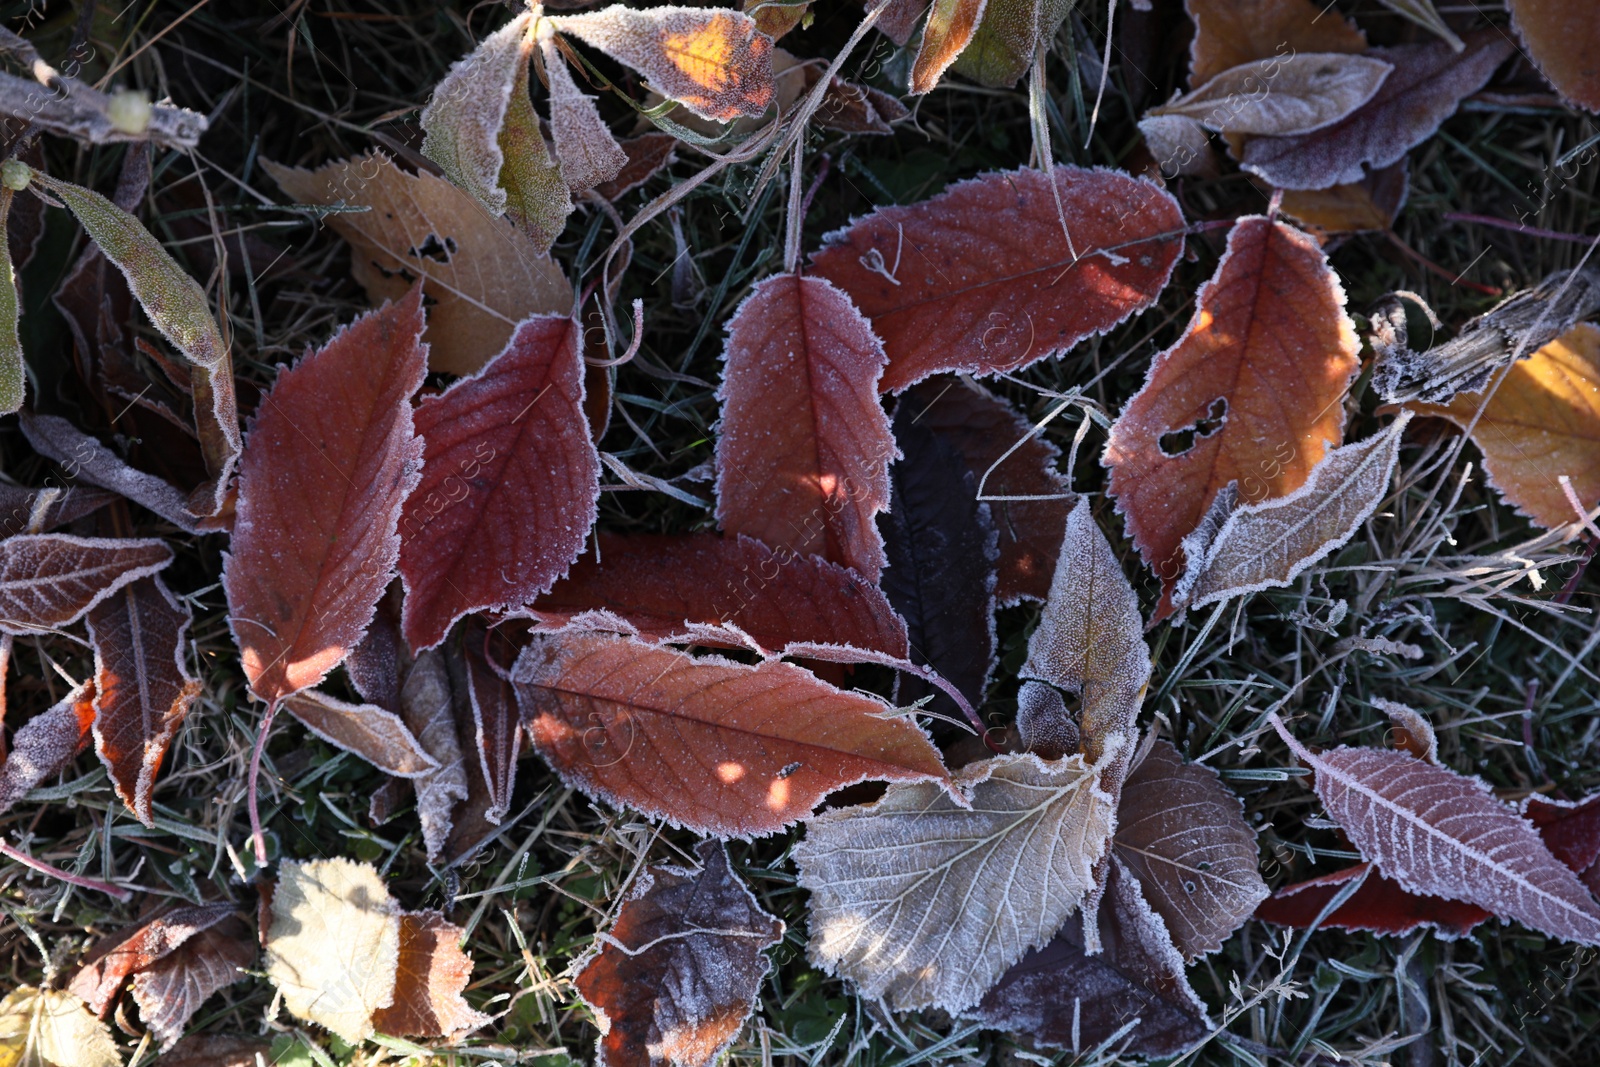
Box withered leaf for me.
[0,534,171,636]
[879,403,998,719]
[949,0,1073,87]
[0,987,121,1067]
[400,650,471,863]
[1114,740,1267,960]
[87,575,202,825]
[264,153,572,376]
[19,414,202,535]
[1375,698,1439,765]
[1104,216,1360,613]
[0,682,95,816]
[1140,114,1217,179]
[970,858,1211,1058]
[902,378,1072,603]
[1240,33,1514,190]
[224,290,426,705]
[265,858,402,1044]
[1509,0,1600,112]
[910,0,986,95]
[574,840,784,1067]
[1523,793,1600,877]
[531,532,910,657]
[1152,53,1392,136]
[715,274,894,581]
[1174,413,1411,613]
[1254,862,1491,939]
[346,587,405,712]
[809,166,1184,393]
[369,911,489,1039]
[540,32,630,194]
[1185,0,1365,86]
[1272,718,1600,943]
[794,752,1114,1013]
[130,916,253,1051]
[282,689,440,778]
[69,902,236,1017]
[552,6,776,122]
[1278,159,1409,237]
[464,622,520,825]
[398,314,599,652]
[513,631,948,837]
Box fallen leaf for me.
[969,858,1211,1058]
[399,649,471,863]
[714,273,894,580]
[1139,114,1217,179]
[69,902,236,1016]
[151,1035,270,1067]
[809,166,1184,393]
[1153,53,1392,136]
[265,858,402,1044]
[1271,717,1600,944]
[1240,33,1514,190]
[1173,413,1411,613]
[369,911,489,1038]
[282,689,440,777]
[574,840,784,1067]
[19,414,202,535]
[1254,862,1491,939]
[595,132,679,201]
[1403,322,1600,530]
[0,485,115,540]
[513,630,949,837]
[901,378,1072,603]
[263,153,572,375]
[500,53,574,250]
[346,588,405,712]
[871,0,927,46]
[1114,740,1267,960]
[130,917,253,1051]
[1524,793,1600,876]
[87,575,202,825]
[910,0,986,95]
[0,682,96,816]
[224,290,427,705]
[531,532,910,657]
[794,752,1114,1013]
[398,313,598,652]
[1508,0,1600,112]
[1103,216,1360,611]
[1022,498,1148,768]
[1278,159,1409,237]
[1375,698,1439,765]
[553,6,776,122]
[464,622,520,825]
[1184,0,1365,86]
[539,31,630,194]
[949,0,1074,87]
[0,534,171,636]
[879,402,998,718]
[1016,680,1076,760]
[0,987,121,1067]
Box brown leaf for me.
[531,532,910,657]
[346,586,405,711]
[715,273,894,581]
[1114,740,1267,960]
[1278,159,1409,237]
[575,841,783,1067]
[1509,0,1600,112]
[910,0,986,95]
[263,152,572,376]
[1184,0,1365,86]
[223,290,427,705]
[1104,216,1360,612]
[595,132,679,201]
[0,484,115,540]
[1153,53,1393,136]
[282,689,440,777]
[87,575,202,825]
[130,916,253,1050]
[540,31,630,194]
[19,414,203,534]
[744,0,810,40]
[0,682,96,816]
[513,630,949,837]
[398,314,599,652]
[464,622,521,825]
[400,649,472,863]
[1240,33,1514,190]
[0,534,171,636]
[68,902,236,1017]
[809,166,1184,393]
[369,910,489,1038]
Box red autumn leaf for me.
[595,132,679,201]
[224,289,427,704]
[715,273,895,581]
[512,631,949,837]
[86,575,202,825]
[346,586,405,712]
[398,314,599,652]
[1104,217,1360,611]
[1524,794,1600,876]
[68,902,236,1016]
[369,910,490,1038]
[0,534,171,636]
[1254,863,1492,939]
[575,840,784,1067]
[0,682,95,815]
[530,532,909,657]
[809,166,1184,393]
[130,916,253,1051]
[901,378,1071,603]
[463,621,521,825]
[1509,0,1600,112]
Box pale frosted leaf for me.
[794,752,1114,1013]
[401,650,470,863]
[69,902,235,1017]
[0,534,171,636]
[263,153,572,375]
[1374,698,1438,764]
[0,683,95,815]
[420,12,536,215]
[0,987,121,1067]
[1113,740,1266,960]
[540,33,629,194]
[130,917,253,1051]
[1139,114,1215,179]
[369,911,489,1038]
[0,189,22,413]
[1272,718,1600,944]
[1176,413,1410,611]
[19,414,201,534]
[282,689,440,778]
[265,858,402,1044]
[1016,680,1076,760]
[1152,53,1391,135]
[500,55,573,250]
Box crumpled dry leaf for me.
[1151,53,1392,136]
[130,916,253,1051]
[0,987,121,1067]
[794,752,1114,1013]
[282,689,440,778]
[68,902,236,1017]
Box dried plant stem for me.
[247,698,280,867]
[0,839,133,902]
[1445,212,1600,245]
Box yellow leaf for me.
[0,987,121,1067]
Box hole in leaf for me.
[1158,397,1228,457]
[410,233,457,264]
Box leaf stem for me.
[0,839,133,901]
[1444,212,1599,245]
[247,698,280,867]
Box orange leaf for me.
[68,902,236,1017]
[1509,0,1600,112]
[0,682,95,816]
[398,315,599,652]
[1184,0,1365,86]
[512,631,949,837]
[1277,159,1408,238]
[224,290,427,705]
[1404,322,1600,531]
[369,910,489,1039]
[911,0,987,95]
[715,274,895,581]
[809,166,1184,393]
[1103,217,1359,608]
[0,534,171,635]
[87,575,202,825]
